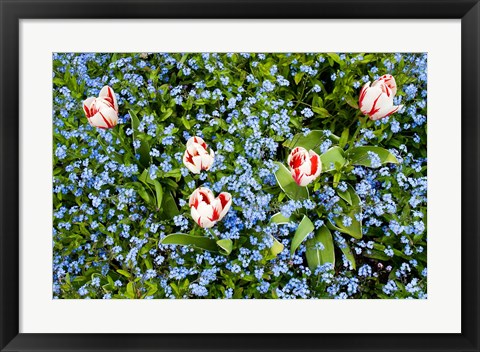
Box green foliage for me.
[161,234,219,251]
[346,146,398,167]
[290,216,315,255]
[305,226,335,271]
[329,185,363,239]
[320,146,347,172]
[53,52,427,299]
[273,162,309,200]
[284,130,328,152]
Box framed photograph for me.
[1,0,479,351]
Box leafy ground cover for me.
[53,52,427,299]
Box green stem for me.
[207,229,219,241]
[96,137,110,156]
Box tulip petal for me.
[199,216,215,229]
[185,161,201,174]
[193,211,215,228]
[190,206,201,225]
[98,106,118,128]
[380,105,403,119]
[308,151,322,178]
[197,187,216,204]
[288,147,308,169]
[189,187,214,207]
[299,174,316,187]
[192,155,204,172]
[360,75,401,120]
[358,82,370,109]
[186,136,207,150]
[99,86,118,112]
[380,74,397,96]
[287,147,321,186]
[360,86,382,116]
[183,137,215,174]
[209,205,221,222]
[298,159,312,175]
[189,187,229,228]
[183,150,201,174]
[291,168,305,186]
[193,143,209,156]
[189,189,200,207]
[185,144,202,160]
[83,97,96,117]
[391,105,403,114]
[216,192,232,219]
[361,87,395,119]
[200,153,214,170]
[197,202,214,219]
[369,98,400,121]
[88,112,110,129]
[191,192,216,228]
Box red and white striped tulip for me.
[287,147,322,187]
[359,74,403,121]
[83,86,119,129]
[182,136,215,174]
[189,187,232,228]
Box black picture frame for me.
[1,0,479,351]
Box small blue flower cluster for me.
[52,52,427,299]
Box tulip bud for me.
[189,187,232,228]
[359,74,403,121]
[182,136,215,174]
[83,86,119,129]
[287,147,322,187]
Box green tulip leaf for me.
[330,184,363,239]
[161,233,218,252]
[271,236,284,257]
[337,187,352,205]
[270,212,292,225]
[216,239,233,255]
[138,169,149,184]
[161,191,179,218]
[265,236,285,260]
[339,127,350,148]
[320,147,346,172]
[346,146,399,168]
[290,216,315,256]
[306,225,335,271]
[340,240,356,270]
[153,180,163,210]
[131,182,153,207]
[283,130,326,151]
[129,109,140,129]
[273,162,309,200]
[137,139,151,169]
